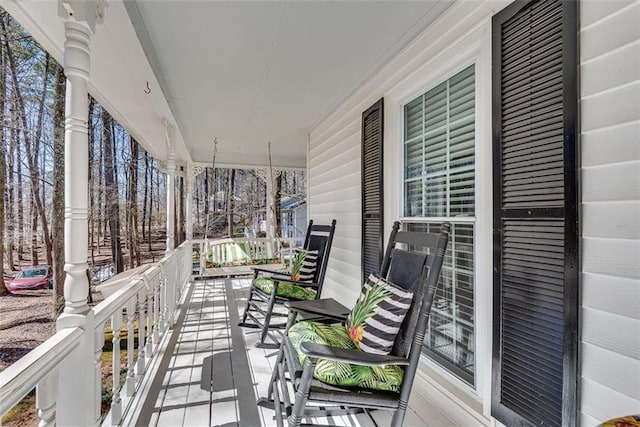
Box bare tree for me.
[127,136,141,267]
[0,31,6,295]
[1,20,53,266]
[227,168,235,237]
[102,107,124,273]
[51,63,65,303]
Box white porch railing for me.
[0,241,193,426]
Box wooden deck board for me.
[136,278,430,427]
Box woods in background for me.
[0,9,307,297]
[0,10,167,296]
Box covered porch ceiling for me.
[4,0,453,169]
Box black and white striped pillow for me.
[294,248,318,282]
[346,274,414,355]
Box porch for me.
[130,276,433,427]
[0,1,638,426]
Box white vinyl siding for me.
[309,0,640,425]
[309,1,499,424]
[579,0,640,425]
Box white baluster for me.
[126,300,136,396]
[110,312,122,424]
[146,283,154,356]
[93,327,104,426]
[135,289,147,376]
[36,372,57,427]
[153,278,160,344]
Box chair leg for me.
[284,310,299,335]
[240,286,255,325]
[288,357,317,427]
[259,290,278,344]
[267,344,285,399]
[391,400,408,427]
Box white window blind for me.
[403,64,476,385]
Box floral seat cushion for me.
[253,277,317,300]
[288,321,404,392]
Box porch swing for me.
[199,140,293,276]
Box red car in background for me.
[7,265,53,292]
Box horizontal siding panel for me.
[580,411,601,427]
[320,277,359,307]
[312,184,360,206]
[580,1,640,63]
[581,377,640,425]
[582,121,640,167]
[580,0,637,29]
[309,146,360,177]
[582,237,640,280]
[309,120,360,159]
[581,307,640,360]
[326,250,361,278]
[581,342,640,400]
[581,81,640,133]
[577,4,637,421]
[582,272,640,320]
[310,140,359,173]
[583,201,640,239]
[582,161,640,202]
[312,177,359,199]
[581,40,640,97]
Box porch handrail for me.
[0,240,193,426]
[93,266,155,325]
[0,327,83,416]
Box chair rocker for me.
[239,219,337,348]
[258,221,450,427]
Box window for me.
[402,64,476,385]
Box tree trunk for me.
[227,168,235,237]
[30,197,38,265]
[0,34,7,295]
[128,137,140,267]
[275,173,282,238]
[51,64,66,303]
[102,108,124,273]
[1,24,53,266]
[148,157,153,251]
[142,151,149,241]
[13,107,21,265]
[88,97,96,264]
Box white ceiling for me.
[126,0,453,168]
[3,0,453,169]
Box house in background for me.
[0,0,638,426]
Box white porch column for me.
[165,123,176,254]
[265,169,281,240]
[265,170,273,240]
[185,162,194,241]
[56,1,103,425]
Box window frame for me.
[399,61,480,389]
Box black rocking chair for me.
[258,221,450,426]
[238,219,337,347]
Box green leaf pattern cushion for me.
[288,321,404,392]
[253,277,317,300]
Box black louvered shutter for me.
[492,1,578,426]
[362,98,384,282]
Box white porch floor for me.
[134,278,431,427]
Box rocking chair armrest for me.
[300,342,410,367]
[271,277,319,288]
[251,266,289,276]
[285,298,350,321]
